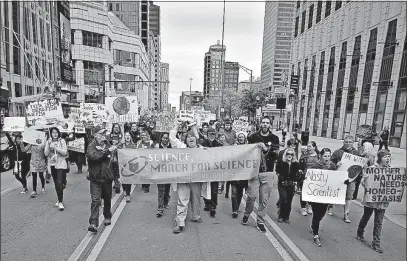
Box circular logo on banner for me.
[113,97,130,115]
[347,165,363,179]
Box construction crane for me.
[238,64,253,90]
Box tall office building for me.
[149,2,160,36]
[108,1,141,36]
[203,40,226,98]
[160,62,169,111]
[260,1,295,92]
[290,1,406,148]
[224,62,239,90]
[141,0,149,50]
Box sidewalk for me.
[273,130,407,229]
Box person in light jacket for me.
[44,127,68,211]
[23,142,47,198]
[170,121,204,234]
[356,150,393,253]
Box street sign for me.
[290,75,300,86]
[274,87,287,94]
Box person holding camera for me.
[86,129,119,233]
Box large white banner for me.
[23,127,47,146]
[302,169,348,205]
[3,117,26,132]
[105,97,139,123]
[338,152,369,182]
[25,98,64,127]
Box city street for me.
[1,155,406,261]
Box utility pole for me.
[219,0,226,120]
[189,78,193,110]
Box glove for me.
[344,179,350,185]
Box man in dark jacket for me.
[242,117,280,233]
[223,119,237,145]
[201,127,223,217]
[331,135,360,224]
[86,130,118,233]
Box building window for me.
[25,85,34,96]
[335,1,342,11]
[316,1,322,23]
[49,62,53,81]
[301,11,306,34]
[82,31,103,48]
[46,24,52,50]
[116,3,120,11]
[325,1,332,17]
[13,46,20,75]
[71,29,75,45]
[294,16,299,37]
[23,7,31,41]
[53,25,59,50]
[39,18,45,48]
[15,83,22,97]
[32,13,38,45]
[296,0,300,9]
[12,1,19,34]
[109,3,112,11]
[308,4,314,29]
[383,19,398,57]
[25,53,33,79]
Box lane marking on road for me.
[250,198,310,261]
[67,190,124,261]
[241,197,294,261]
[85,186,136,261]
[1,186,19,196]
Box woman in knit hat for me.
[356,149,392,253]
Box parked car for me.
[0,131,15,172]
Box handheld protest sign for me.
[338,152,368,182]
[23,127,47,146]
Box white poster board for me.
[58,121,75,133]
[25,98,64,127]
[338,152,369,182]
[105,97,139,123]
[179,110,195,122]
[302,169,348,205]
[3,117,26,132]
[23,127,47,146]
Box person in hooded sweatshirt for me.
[201,127,223,217]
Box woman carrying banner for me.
[44,127,68,211]
[110,123,123,194]
[136,130,155,193]
[307,148,337,247]
[155,132,172,217]
[118,131,137,203]
[228,131,249,218]
[23,141,47,198]
[356,149,392,253]
[275,148,302,224]
[169,120,204,234]
[12,133,31,194]
[298,141,319,216]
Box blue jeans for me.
[357,207,386,246]
[89,180,112,226]
[244,174,270,224]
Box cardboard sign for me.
[75,126,86,133]
[118,144,262,184]
[23,127,47,146]
[3,117,26,132]
[302,169,348,205]
[338,152,369,182]
[155,114,176,132]
[179,110,195,122]
[232,120,249,132]
[67,137,85,153]
[58,121,75,133]
[25,98,64,126]
[105,96,139,123]
[363,167,407,203]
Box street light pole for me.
[219,0,226,120]
[189,78,193,110]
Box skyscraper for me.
[224,62,239,90]
[108,1,141,36]
[149,2,160,36]
[260,1,295,92]
[160,62,169,111]
[203,40,226,98]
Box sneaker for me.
[241,216,249,225]
[313,236,322,247]
[55,201,59,207]
[356,234,365,242]
[88,224,98,233]
[204,206,209,211]
[104,218,111,226]
[277,218,283,223]
[307,205,313,214]
[209,208,216,217]
[257,223,267,233]
[344,214,351,223]
[191,217,203,223]
[301,208,308,216]
[156,211,163,218]
[173,226,183,234]
[309,225,313,233]
[284,219,290,224]
[371,245,383,253]
[58,202,65,211]
[327,208,333,216]
[41,188,46,193]
[21,188,28,194]
[164,204,171,210]
[232,212,238,219]
[125,196,131,203]
[30,191,37,198]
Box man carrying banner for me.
[201,127,223,217]
[356,150,393,253]
[155,132,172,218]
[331,135,360,223]
[242,116,280,233]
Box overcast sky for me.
[159,0,265,110]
